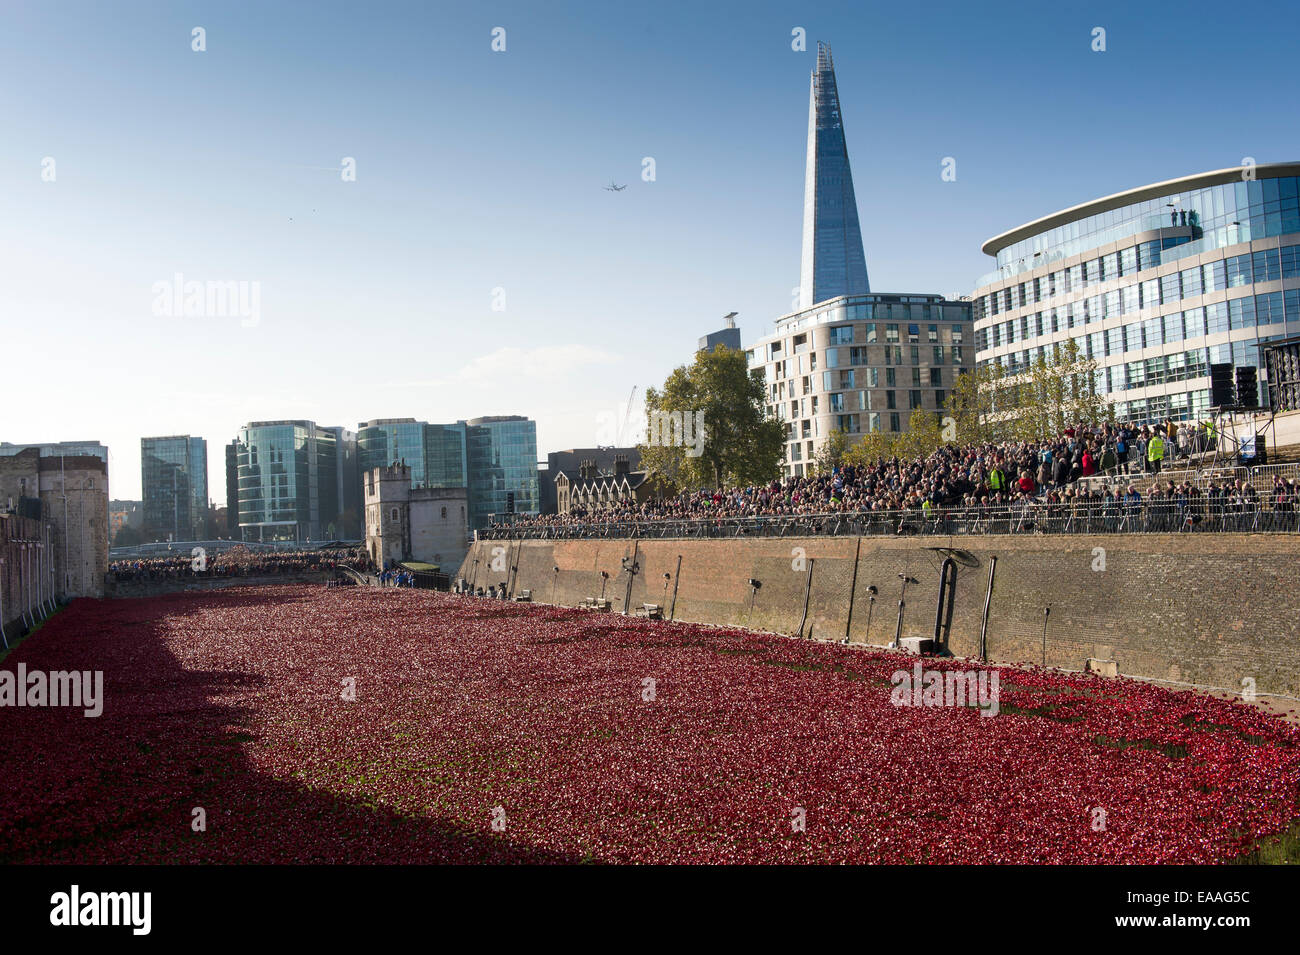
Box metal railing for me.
[479,500,1300,540]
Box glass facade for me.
[749,294,974,478]
[799,42,870,309]
[466,416,539,530]
[141,435,207,541]
[357,419,468,490]
[972,166,1300,425]
[231,421,349,542]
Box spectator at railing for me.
[109,546,370,582]
[485,420,1297,538]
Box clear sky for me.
[2,0,1298,502]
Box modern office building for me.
[141,435,207,541]
[228,421,357,542]
[357,419,468,490]
[699,314,742,354]
[799,42,870,309]
[749,294,973,477]
[971,164,1300,424]
[465,416,539,530]
[748,41,973,477]
[0,440,109,464]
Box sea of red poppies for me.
[1,585,1297,864]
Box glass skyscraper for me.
[141,435,207,541]
[466,416,539,530]
[357,419,469,489]
[230,421,352,542]
[799,41,870,310]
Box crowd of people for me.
[490,418,1294,534]
[109,545,370,582]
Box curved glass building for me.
[971,163,1300,422]
[231,420,347,542]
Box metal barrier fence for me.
[479,500,1300,541]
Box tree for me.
[1007,339,1112,441]
[811,428,849,475]
[638,345,786,490]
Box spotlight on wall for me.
[867,585,878,595]
[748,579,762,589]
[663,572,671,580]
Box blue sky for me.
[2,0,1298,502]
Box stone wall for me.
[459,533,1300,697]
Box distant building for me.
[746,40,974,477]
[141,435,207,542]
[363,464,468,570]
[555,454,654,515]
[0,448,109,600]
[466,416,539,530]
[109,500,143,537]
[228,421,358,542]
[699,313,742,354]
[0,440,108,463]
[538,446,642,514]
[357,418,468,490]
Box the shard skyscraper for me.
[798,42,870,309]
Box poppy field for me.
[2,585,1298,864]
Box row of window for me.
[768,344,967,388]
[978,289,1299,355]
[977,245,1300,333]
[980,341,1266,396]
[767,322,967,361]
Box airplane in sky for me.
[603,180,626,192]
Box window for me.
[928,324,939,343]
[886,390,897,409]
[933,345,944,364]
[910,345,920,365]
[910,390,923,410]
[829,393,844,412]
[865,322,878,343]
[440,506,447,519]
[886,367,896,387]
[390,507,399,521]
[829,325,854,345]
[890,412,901,432]
[885,323,900,343]
[930,368,943,386]
[908,323,920,343]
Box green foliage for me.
[637,346,786,490]
[842,340,1113,465]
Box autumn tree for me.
[638,345,786,490]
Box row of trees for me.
[637,339,1113,493]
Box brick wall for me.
[459,533,1300,697]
